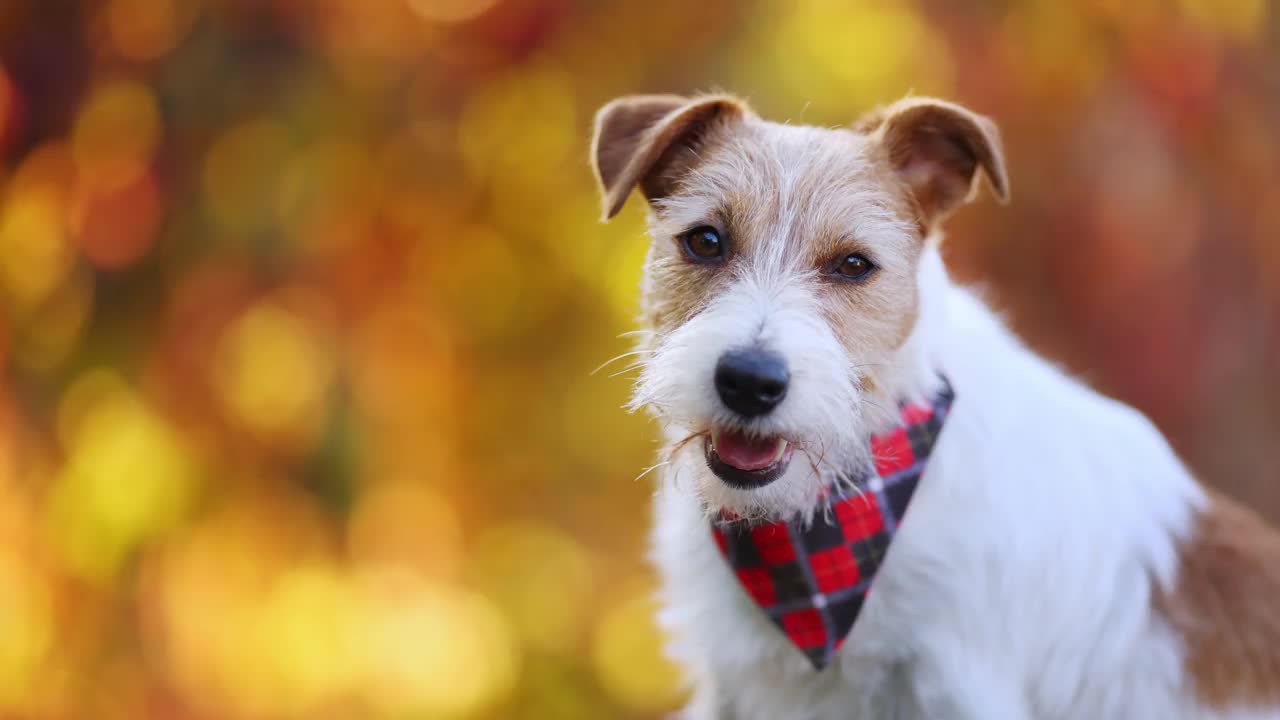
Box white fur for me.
[633,267,867,522]
[644,244,1267,719]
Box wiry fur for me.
[592,93,1280,719]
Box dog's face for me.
[592,95,1007,519]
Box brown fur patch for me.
[1156,490,1280,708]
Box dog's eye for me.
[835,254,875,280]
[680,226,724,261]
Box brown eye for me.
[680,226,724,261]
[835,253,875,280]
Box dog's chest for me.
[650,481,944,719]
[647,405,1217,720]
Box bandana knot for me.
[710,377,955,669]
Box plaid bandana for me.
[711,377,955,670]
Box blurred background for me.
[0,0,1277,717]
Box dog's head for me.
[592,94,1007,519]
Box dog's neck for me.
[861,237,952,435]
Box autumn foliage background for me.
[0,0,1277,718]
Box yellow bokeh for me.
[1004,0,1107,102]
[0,551,53,712]
[0,186,75,312]
[356,570,520,718]
[591,579,685,712]
[46,370,197,582]
[213,295,335,445]
[153,492,337,715]
[538,192,651,325]
[72,79,161,190]
[458,62,577,188]
[249,565,360,715]
[1179,0,1267,41]
[734,0,952,118]
[470,521,595,656]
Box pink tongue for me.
[715,430,779,471]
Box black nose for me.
[715,348,789,417]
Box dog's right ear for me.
[591,94,748,221]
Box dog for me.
[589,93,1280,719]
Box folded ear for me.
[861,97,1009,227]
[591,94,748,220]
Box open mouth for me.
[704,428,794,489]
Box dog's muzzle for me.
[705,347,794,488]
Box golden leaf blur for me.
[348,480,464,578]
[591,581,684,713]
[734,0,951,117]
[10,267,92,372]
[277,138,381,255]
[72,80,160,190]
[47,370,197,581]
[357,571,520,717]
[0,551,53,712]
[0,1,1276,718]
[203,120,292,235]
[470,521,595,655]
[0,186,74,312]
[213,295,336,446]
[458,62,577,188]
[250,566,360,714]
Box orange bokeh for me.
[71,171,163,270]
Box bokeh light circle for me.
[470,521,595,655]
[356,570,520,717]
[72,80,161,190]
[591,581,685,712]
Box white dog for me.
[590,93,1280,719]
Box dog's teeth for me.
[710,428,721,450]
[774,439,788,463]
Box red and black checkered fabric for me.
[711,377,955,670]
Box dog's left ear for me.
[859,98,1009,227]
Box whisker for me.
[798,442,867,502]
[799,450,837,525]
[590,349,654,376]
[634,461,670,482]
[664,430,709,464]
[608,362,647,379]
